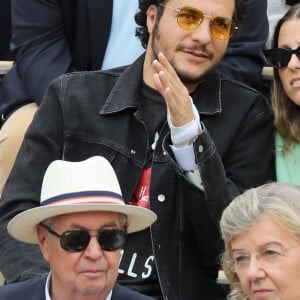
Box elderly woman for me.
[220,182,300,299]
[264,4,300,184]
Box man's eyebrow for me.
[68,221,120,229]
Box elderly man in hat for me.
[0,156,156,300]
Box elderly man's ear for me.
[36,224,51,263]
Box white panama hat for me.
[8,156,157,244]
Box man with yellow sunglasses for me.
[0,0,274,299]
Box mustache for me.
[177,44,214,59]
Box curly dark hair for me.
[135,0,247,49]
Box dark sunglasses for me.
[41,223,127,252]
[160,4,238,40]
[264,46,300,69]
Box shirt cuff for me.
[170,143,198,171]
[167,97,201,148]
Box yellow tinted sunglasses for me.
[160,4,238,40]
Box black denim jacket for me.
[0,56,275,300]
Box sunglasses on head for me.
[264,46,300,69]
[160,4,238,40]
[41,223,127,252]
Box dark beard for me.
[176,64,215,84]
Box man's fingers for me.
[157,52,178,78]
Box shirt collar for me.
[45,272,51,300]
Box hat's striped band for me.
[41,191,125,206]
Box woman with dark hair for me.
[264,4,300,184]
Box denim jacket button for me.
[157,194,165,202]
[198,145,204,153]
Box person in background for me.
[0,0,144,194]
[264,4,300,184]
[0,156,156,300]
[0,0,270,195]
[0,0,274,299]
[0,0,13,61]
[219,0,269,94]
[220,182,300,300]
[266,0,292,48]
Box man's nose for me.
[83,236,104,259]
[189,19,212,44]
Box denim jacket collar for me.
[191,70,222,115]
[100,53,222,116]
[100,54,145,115]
